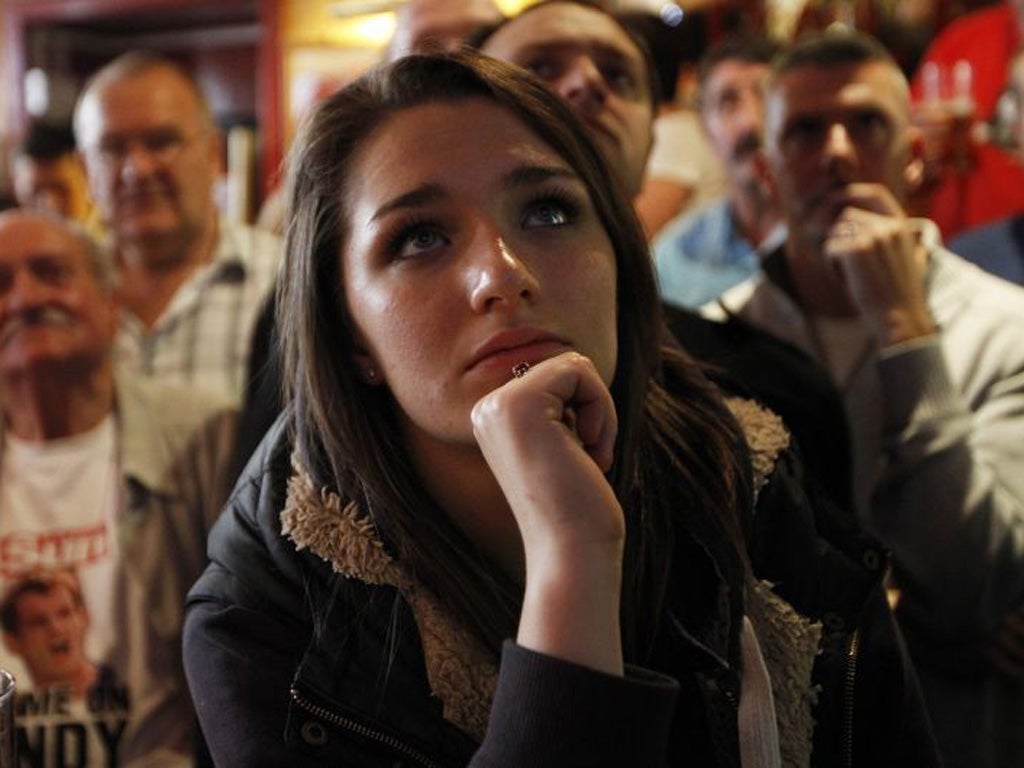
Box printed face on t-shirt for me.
[2,583,91,688]
[0,423,144,767]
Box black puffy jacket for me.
[185,406,940,767]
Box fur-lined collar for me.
[281,470,497,740]
[724,396,791,499]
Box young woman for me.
[184,52,937,767]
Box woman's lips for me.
[467,330,570,375]
[472,340,572,375]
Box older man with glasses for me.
[74,52,280,405]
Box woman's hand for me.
[471,351,624,676]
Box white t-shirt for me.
[0,417,189,767]
[646,108,726,213]
[808,315,885,525]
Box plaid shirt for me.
[116,219,281,405]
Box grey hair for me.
[73,51,213,146]
[0,209,117,294]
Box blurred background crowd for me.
[2,2,1024,767]
[1,0,1022,247]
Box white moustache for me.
[117,179,169,203]
[0,307,74,347]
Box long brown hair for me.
[279,51,751,661]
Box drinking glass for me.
[916,59,977,176]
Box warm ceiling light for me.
[331,0,538,17]
[329,0,405,18]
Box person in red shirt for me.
[909,1,1024,238]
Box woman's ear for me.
[349,322,383,385]
[353,350,383,385]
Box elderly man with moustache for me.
[74,52,280,405]
[0,209,235,766]
[706,32,1024,768]
[653,36,784,310]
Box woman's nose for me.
[467,233,538,313]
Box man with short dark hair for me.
[707,32,1024,768]
[653,36,783,309]
[0,208,235,766]
[10,121,92,223]
[387,0,503,61]
[74,52,280,404]
[479,0,657,201]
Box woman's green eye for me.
[389,223,448,260]
[410,229,440,248]
[526,205,568,227]
[522,197,578,229]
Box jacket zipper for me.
[842,628,861,768]
[290,686,444,768]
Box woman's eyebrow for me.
[371,183,449,223]
[500,164,580,190]
[369,166,580,223]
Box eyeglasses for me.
[84,127,207,171]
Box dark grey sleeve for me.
[471,642,679,768]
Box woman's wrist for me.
[517,540,624,676]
